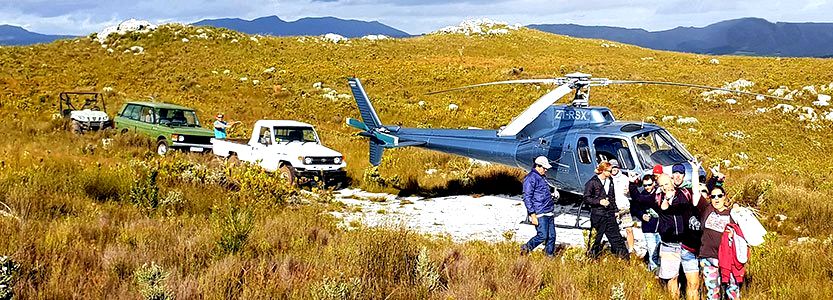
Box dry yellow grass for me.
[0,24,832,298]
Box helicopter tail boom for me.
[347,77,414,165]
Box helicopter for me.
[345,73,788,199]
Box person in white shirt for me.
[609,159,636,254]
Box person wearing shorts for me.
[655,174,688,298]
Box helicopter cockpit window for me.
[577,137,591,164]
[592,137,635,169]
[632,130,694,168]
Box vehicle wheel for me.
[279,164,297,187]
[71,120,82,134]
[156,140,169,156]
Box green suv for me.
[114,101,214,155]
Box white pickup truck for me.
[212,120,347,187]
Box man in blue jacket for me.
[521,156,557,256]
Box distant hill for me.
[193,15,410,38]
[0,25,74,45]
[529,18,833,57]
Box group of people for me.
[520,156,748,299]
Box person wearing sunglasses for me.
[695,185,740,299]
[629,174,662,272]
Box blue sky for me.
[1,0,832,35]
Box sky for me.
[1,0,832,36]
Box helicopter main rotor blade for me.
[498,83,574,137]
[606,80,793,101]
[425,79,563,95]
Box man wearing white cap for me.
[520,156,557,256]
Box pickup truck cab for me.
[213,120,347,187]
[114,101,215,155]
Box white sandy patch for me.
[333,189,648,253]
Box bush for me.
[214,204,255,256]
[129,169,160,212]
[134,262,172,300]
[0,255,20,300]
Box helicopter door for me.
[591,136,638,174]
[574,136,596,186]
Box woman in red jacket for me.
[696,186,741,300]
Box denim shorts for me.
[680,247,699,273]
[658,242,682,280]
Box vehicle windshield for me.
[273,126,318,143]
[157,109,200,127]
[631,129,694,168]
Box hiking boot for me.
[520,246,530,256]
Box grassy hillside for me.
[1,23,833,298]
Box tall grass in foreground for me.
[0,130,830,299]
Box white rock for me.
[824,111,833,121]
[775,214,787,222]
[676,117,698,125]
[425,169,438,175]
[773,104,795,113]
[103,87,114,93]
[769,86,791,97]
[239,77,248,82]
[322,33,346,43]
[252,80,260,85]
[249,36,259,43]
[96,19,157,44]
[701,79,754,100]
[337,93,352,99]
[361,34,389,40]
[755,95,766,101]
[418,100,426,107]
[726,99,737,105]
[803,85,818,95]
[640,57,655,61]
[723,160,732,167]
[106,48,114,53]
[661,116,677,122]
[735,152,749,160]
[432,18,521,36]
[211,70,218,74]
[128,45,144,54]
[724,130,747,139]
[813,94,831,107]
[181,38,189,43]
[262,67,275,73]
[709,58,720,64]
[313,82,323,89]
[222,69,230,75]
[448,103,459,111]
[230,39,238,43]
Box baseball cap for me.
[534,156,552,169]
[609,159,620,168]
[216,114,224,119]
[652,164,664,175]
[672,164,686,174]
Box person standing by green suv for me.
[213,114,240,140]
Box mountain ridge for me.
[529,17,833,57]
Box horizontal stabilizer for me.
[346,117,369,131]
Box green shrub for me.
[129,169,160,212]
[214,204,255,256]
[134,262,172,300]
